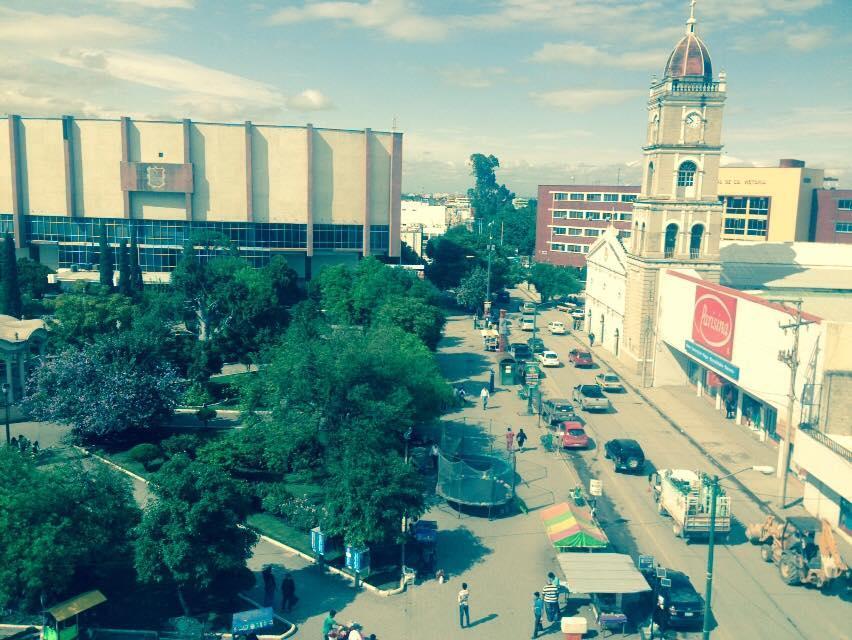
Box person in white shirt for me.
[458,582,471,628]
[480,387,490,410]
[346,623,363,640]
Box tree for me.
[98,224,113,288]
[1,233,22,318]
[134,454,257,614]
[117,239,132,296]
[373,294,445,350]
[130,233,144,294]
[529,263,582,303]
[0,448,140,612]
[46,286,136,348]
[455,267,489,311]
[467,153,514,220]
[17,258,54,318]
[25,332,184,442]
[498,200,537,257]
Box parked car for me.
[568,349,594,368]
[557,421,589,449]
[511,343,533,362]
[527,337,546,353]
[647,569,705,629]
[572,384,611,411]
[537,351,561,367]
[522,301,536,313]
[541,398,575,425]
[547,321,567,334]
[556,302,575,313]
[595,373,625,392]
[603,438,645,473]
[520,316,535,331]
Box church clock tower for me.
[621,0,727,376]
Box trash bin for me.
[561,616,587,640]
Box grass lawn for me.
[248,513,314,557]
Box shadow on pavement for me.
[277,564,356,624]
[439,351,493,382]
[467,612,498,628]
[436,526,493,579]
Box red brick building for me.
[811,189,852,243]
[534,184,639,266]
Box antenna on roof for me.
[392,116,399,132]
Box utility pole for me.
[772,299,813,508]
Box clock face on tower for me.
[685,113,701,129]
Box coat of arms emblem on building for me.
[146,166,167,190]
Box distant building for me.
[811,189,852,244]
[0,115,402,279]
[400,200,448,256]
[512,197,530,209]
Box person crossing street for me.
[480,387,490,410]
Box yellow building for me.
[0,115,402,278]
[717,160,823,243]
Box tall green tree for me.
[129,233,143,294]
[117,239,132,296]
[467,153,514,220]
[529,263,583,303]
[98,224,113,288]
[0,448,140,612]
[134,454,257,614]
[1,233,22,318]
[455,267,489,311]
[46,286,136,348]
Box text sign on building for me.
[685,340,740,381]
[692,285,737,361]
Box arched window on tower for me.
[645,162,655,196]
[664,223,678,258]
[690,224,704,259]
[677,161,697,187]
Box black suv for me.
[541,398,575,425]
[648,569,705,629]
[603,438,645,473]
[527,337,546,354]
[511,343,532,362]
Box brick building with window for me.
[812,189,852,244]
[0,115,402,279]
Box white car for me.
[537,351,561,367]
[595,373,625,392]
[547,321,567,335]
[520,317,535,331]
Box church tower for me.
[621,0,727,377]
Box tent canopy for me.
[556,553,651,594]
[46,590,106,622]
[540,502,608,549]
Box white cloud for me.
[532,42,667,69]
[101,0,195,8]
[530,88,641,112]
[286,89,334,111]
[785,27,832,51]
[269,0,448,42]
[0,8,153,47]
[700,0,826,22]
[439,67,508,89]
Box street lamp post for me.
[401,428,413,581]
[2,383,9,446]
[702,465,774,640]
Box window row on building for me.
[552,210,633,221]
[550,242,591,254]
[719,196,770,216]
[838,199,852,210]
[836,222,852,234]
[723,217,767,236]
[552,192,637,203]
[551,227,603,238]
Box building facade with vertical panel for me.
[811,189,852,244]
[0,115,402,278]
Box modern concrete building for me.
[0,115,402,278]
[811,189,852,243]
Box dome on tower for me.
[664,33,712,80]
[663,0,712,81]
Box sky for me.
[2,0,850,195]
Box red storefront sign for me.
[692,285,737,361]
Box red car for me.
[568,349,594,368]
[558,421,590,449]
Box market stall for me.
[540,501,608,550]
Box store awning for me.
[556,553,651,594]
[540,502,608,550]
[46,590,106,622]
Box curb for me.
[237,594,297,639]
[513,286,785,521]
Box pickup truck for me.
[541,398,576,425]
[572,384,612,412]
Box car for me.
[522,301,536,313]
[547,321,567,335]
[537,351,561,367]
[647,569,705,629]
[572,384,611,411]
[496,290,510,303]
[541,398,575,425]
[557,421,589,449]
[511,343,532,362]
[527,337,546,353]
[595,373,625,392]
[520,316,535,331]
[556,302,575,313]
[568,349,594,367]
[603,438,645,473]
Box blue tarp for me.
[232,607,274,634]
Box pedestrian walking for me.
[488,369,495,394]
[480,387,490,410]
[280,572,296,612]
[505,427,515,452]
[542,578,559,624]
[532,592,544,638]
[517,428,528,451]
[430,442,440,471]
[589,332,596,347]
[261,566,275,607]
[458,582,471,628]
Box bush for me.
[160,434,203,459]
[261,485,322,532]
[128,443,162,470]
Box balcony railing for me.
[799,424,852,464]
[690,248,700,259]
[664,248,675,258]
[671,80,721,93]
